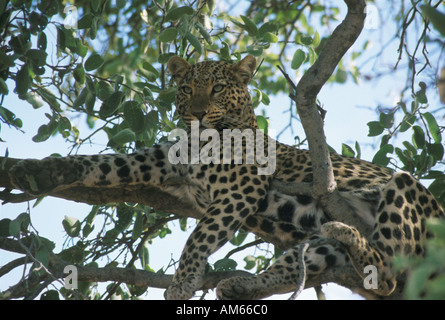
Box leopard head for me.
[168,55,257,130]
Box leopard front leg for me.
[10,143,177,196]
[166,205,249,300]
[167,173,269,300]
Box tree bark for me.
[279,0,372,237]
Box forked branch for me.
[278,0,371,237]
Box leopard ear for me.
[232,55,257,85]
[168,56,191,84]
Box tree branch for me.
[1,236,398,300]
[0,157,314,220]
[279,0,372,237]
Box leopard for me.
[9,55,444,300]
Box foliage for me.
[393,218,445,299]
[0,0,444,299]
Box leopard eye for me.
[181,86,192,94]
[212,84,225,93]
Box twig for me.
[288,237,343,300]
[288,241,309,300]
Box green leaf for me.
[412,125,425,149]
[341,143,355,157]
[123,101,145,133]
[335,68,347,83]
[99,91,125,118]
[367,121,384,136]
[0,106,22,128]
[9,213,30,237]
[426,143,444,163]
[40,290,60,300]
[159,27,178,42]
[243,255,256,270]
[379,112,394,129]
[76,39,88,58]
[415,81,428,104]
[73,65,85,84]
[59,116,72,132]
[108,128,136,146]
[37,87,60,110]
[26,49,48,67]
[354,141,361,159]
[32,124,51,142]
[132,211,143,240]
[84,53,104,71]
[158,53,176,64]
[400,114,417,132]
[403,141,418,156]
[194,22,212,44]
[395,147,412,168]
[0,77,8,95]
[259,32,278,43]
[96,80,114,101]
[179,217,188,231]
[62,216,81,237]
[423,112,442,143]
[73,87,88,109]
[15,64,30,95]
[214,258,237,271]
[185,32,203,54]
[116,0,126,9]
[240,15,258,36]
[35,241,52,267]
[77,13,93,29]
[372,144,394,166]
[246,44,263,57]
[90,0,101,12]
[0,219,11,237]
[421,5,445,36]
[220,41,230,61]
[429,179,445,201]
[300,35,313,45]
[165,6,194,21]
[291,49,306,70]
[229,229,248,246]
[257,21,278,38]
[312,31,320,47]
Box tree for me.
[0,0,444,300]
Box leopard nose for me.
[192,111,207,120]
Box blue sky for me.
[1,1,442,300]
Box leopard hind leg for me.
[216,237,349,300]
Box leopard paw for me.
[216,277,256,300]
[320,221,362,248]
[10,157,82,196]
[167,274,202,300]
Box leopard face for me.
[168,56,258,130]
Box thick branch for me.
[1,157,313,221]
[0,236,383,300]
[282,0,372,236]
